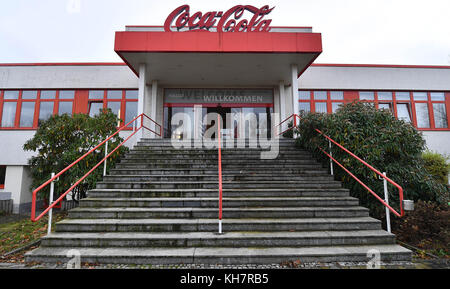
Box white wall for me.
[299,65,450,90]
[0,65,138,89]
[0,131,37,165]
[3,166,26,214]
[422,131,450,156]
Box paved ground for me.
[1,214,448,269]
[0,257,448,269]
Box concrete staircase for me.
[26,138,411,265]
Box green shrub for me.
[295,101,449,218]
[282,121,294,138]
[23,109,128,203]
[422,151,450,185]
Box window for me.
[59,90,75,99]
[313,91,327,100]
[378,103,393,113]
[412,92,430,128]
[396,103,412,123]
[433,103,448,128]
[107,101,121,117]
[359,91,375,100]
[58,102,73,116]
[330,91,344,100]
[0,165,5,189]
[415,103,430,128]
[20,102,35,127]
[299,102,310,115]
[125,101,138,127]
[89,102,103,117]
[1,89,139,129]
[40,90,56,99]
[313,91,328,113]
[331,102,342,113]
[22,90,37,99]
[430,92,448,128]
[3,91,19,100]
[1,102,17,127]
[298,91,311,115]
[296,90,449,130]
[39,102,54,122]
[315,102,327,113]
[299,90,344,114]
[107,90,122,99]
[89,90,104,99]
[125,90,138,99]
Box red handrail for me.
[30,113,161,222]
[275,113,302,136]
[276,114,405,217]
[217,114,223,233]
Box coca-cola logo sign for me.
[164,4,274,32]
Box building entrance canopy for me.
[114,29,322,86]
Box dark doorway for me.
[206,106,231,139]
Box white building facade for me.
[1,9,449,213]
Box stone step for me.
[87,188,350,198]
[25,244,412,264]
[119,159,320,165]
[109,168,329,175]
[114,163,325,169]
[68,207,369,219]
[135,141,297,147]
[102,175,335,182]
[132,147,300,152]
[54,217,381,232]
[126,151,313,157]
[40,230,394,248]
[95,181,342,190]
[80,197,358,208]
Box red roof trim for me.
[311,63,450,69]
[125,25,314,29]
[0,62,126,67]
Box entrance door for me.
[206,106,231,139]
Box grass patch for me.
[0,212,67,257]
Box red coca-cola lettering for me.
[164,4,274,32]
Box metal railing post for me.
[47,172,55,235]
[383,172,391,233]
[103,140,108,177]
[329,140,334,175]
[217,114,223,234]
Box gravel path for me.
[1,258,448,269]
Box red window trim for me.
[0,89,138,130]
[298,89,450,131]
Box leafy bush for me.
[392,200,449,256]
[282,121,294,138]
[422,151,450,185]
[295,101,449,218]
[23,109,128,203]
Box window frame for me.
[299,90,345,114]
[297,89,450,131]
[0,89,138,130]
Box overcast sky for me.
[0,0,449,65]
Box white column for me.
[137,63,146,140]
[151,80,158,138]
[291,64,299,117]
[279,80,286,122]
